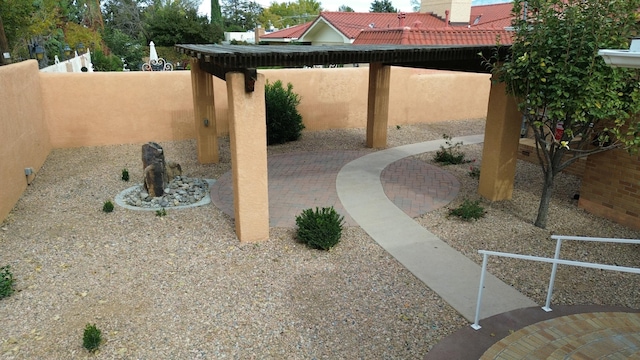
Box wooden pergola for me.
[175,44,518,242]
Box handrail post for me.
[471,253,489,330]
[543,238,563,312]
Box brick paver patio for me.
[210,150,460,227]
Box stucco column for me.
[366,62,391,148]
[226,72,269,242]
[190,58,219,164]
[478,78,521,201]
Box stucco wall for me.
[42,71,197,148]
[1,64,490,223]
[259,67,490,131]
[0,60,52,221]
[42,67,490,148]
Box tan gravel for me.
[1,119,639,359]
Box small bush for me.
[265,80,305,145]
[121,168,130,182]
[434,134,466,165]
[449,199,485,221]
[469,165,480,179]
[295,207,345,250]
[155,208,167,217]
[83,323,102,352]
[0,265,15,299]
[102,200,114,213]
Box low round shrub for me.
[102,200,114,213]
[83,323,102,352]
[448,199,485,221]
[295,207,345,250]
[0,265,15,299]
[265,80,305,145]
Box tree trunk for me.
[0,14,9,66]
[534,170,555,228]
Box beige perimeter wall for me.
[0,61,52,221]
[43,67,490,147]
[1,64,489,222]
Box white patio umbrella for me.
[149,41,158,61]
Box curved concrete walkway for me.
[336,135,537,322]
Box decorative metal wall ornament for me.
[142,41,173,71]
[142,58,173,71]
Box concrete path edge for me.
[336,135,538,322]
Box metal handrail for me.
[471,235,640,330]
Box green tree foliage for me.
[101,27,145,70]
[259,0,320,29]
[370,0,396,13]
[496,0,640,228]
[410,0,420,12]
[102,0,147,40]
[92,49,123,71]
[222,0,264,31]
[144,3,217,46]
[211,0,223,26]
[0,0,32,52]
[338,5,354,12]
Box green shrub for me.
[469,165,480,179]
[448,199,485,221]
[295,207,345,250]
[102,200,114,213]
[0,265,15,299]
[92,49,123,72]
[434,134,466,165]
[155,208,167,217]
[121,168,130,182]
[265,80,305,145]
[83,323,102,352]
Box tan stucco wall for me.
[1,64,490,223]
[42,71,197,148]
[259,67,490,131]
[0,60,52,221]
[39,67,489,148]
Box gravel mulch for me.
[1,119,639,359]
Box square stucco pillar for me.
[366,62,391,148]
[226,72,269,242]
[190,58,219,164]
[478,78,522,201]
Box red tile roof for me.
[317,11,444,39]
[261,3,516,45]
[469,2,514,29]
[353,27,514,45]
[261,22,311,40]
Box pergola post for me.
[226,72,269,242]
[478,77,521,201]
[366,62,391,148]
[190,58,219,164]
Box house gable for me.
[298,17,352,45]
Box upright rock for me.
[142,142,168,197]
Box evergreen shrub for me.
[295,207,345,250]
[265,80,305,145]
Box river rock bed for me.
[121,176,209,208]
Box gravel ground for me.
[1,119,640,359]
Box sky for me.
[198,0,511,19]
